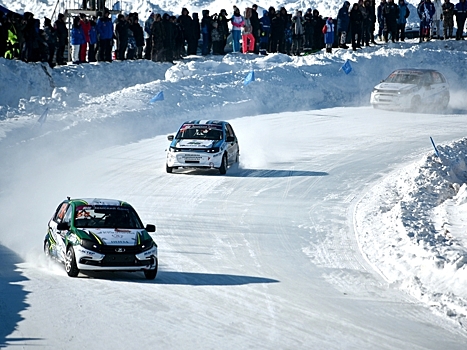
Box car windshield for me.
[74,205,143,229]
[385,72,422,85]
[176,125,223,140]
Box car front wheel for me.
[219,154,227,175]
[65,246,79,277]
[44,240,50,258]
[144,258,158,280]
[166,163,173,173]
[440,92,450,110]
[410,96,422,113]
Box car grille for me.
[80,255,154,267]
[99,245,142,254]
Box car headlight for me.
[169,146,182,153]
[141,240,155,252]
[206,147,220,153]
[80,239,101,252]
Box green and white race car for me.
[44,198,158,279]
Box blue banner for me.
[244,71,255,86]
[149,91,164,103]
[341,60,352,75]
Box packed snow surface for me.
[1,2,467,347]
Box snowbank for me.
[355,138,467,330]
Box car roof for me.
[392,69,442,74]
[182,120,227,127]
[65,198,131,207]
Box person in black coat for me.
[162,13,175,62]
[53,13,67,64]
[383,0,399,42]
[350,3,363,50]
[130,12,144,59]
[0,12,7,59]
[115,14,129,60]
[177,8,192,56]
[218,9,230,54]
[269,10,285,52]
[250,4,261,53]
[310,9,325,50]
[151,13,165,62]
[191,12,200,55]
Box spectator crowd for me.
[0,0,465,67]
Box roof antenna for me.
[67,196,71,200]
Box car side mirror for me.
[167,135,174,141]
[146,224,156,232]
[57,222,70,231]
[226,136,235,142]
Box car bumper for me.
[74,245,158,271]
[166,151,223,168]
[370,92,410,109]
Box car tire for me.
[440,92,450,110]
[410,96,422,112]
[219,154,227,175]
[65,246,79,277]
[44,240,51,258]
[235,151,239,163]
[166,163,173,173]
[144,258,158,280]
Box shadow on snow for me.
[76,270,279,286]
[0,245,39,348]
[169,165,329,178]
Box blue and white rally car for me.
[166,120,240,174]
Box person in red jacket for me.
[79,13,91,63]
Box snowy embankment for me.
[355,138,467,330]
[1,40,467,330]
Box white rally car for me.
[166,120,239,174]
[370,69,450,112]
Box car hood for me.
[176,139,217,149]
[375,83,418,91]
[82,228,146,246]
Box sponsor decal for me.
[78,248,96,256]
[115,248,126,253]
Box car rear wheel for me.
[65,246,79,277]
[144,258,158,280]
[166,163,173,173]
[219,154,227,175]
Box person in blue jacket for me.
[396,0,410,41]
[259,10,271,54]
[323,17,335,53]
[337,1,351,48]
[96,9,113,62]
[417,0,436,41]
[454,0,467,39]
[88,16,98,62]
[71,15,85,64]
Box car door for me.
[421,71,441,101]
[225,123,239,164]
[48,202,72,262]
[431,71,448,99]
